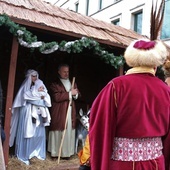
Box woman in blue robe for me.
[9,69,49,165]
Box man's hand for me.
[71,88,78,96]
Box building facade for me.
[44,0,170,45]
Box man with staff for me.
[48,64,81,161]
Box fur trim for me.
[124,39,168,67]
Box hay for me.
[7,152,80,170]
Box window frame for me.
[111,19,120,26]
[75,1,79,12]
[161,0,170,40]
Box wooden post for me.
[3,36,18,166]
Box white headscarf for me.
[24,79,48,99]
[12,69,39,109]
[34,79,44,89]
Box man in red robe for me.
[89,39,170,170]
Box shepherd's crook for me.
[57,77,75,164]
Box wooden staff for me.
[57,77,75,164]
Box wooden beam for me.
[3,36,18,166]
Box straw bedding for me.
[7,152,79,170]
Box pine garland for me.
[0,14,125,69]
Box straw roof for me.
[0,0,144,48]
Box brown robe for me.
[49,78,79,131]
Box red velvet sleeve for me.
[89,81,117,170]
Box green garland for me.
[0,14,125,69]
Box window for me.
[99,0,102,10]
[111,19,120,26]
[133,11,143,34]
[161,0,170,39]
[86,0,89,16]
[75,2,79,12]
[99,0,115,10]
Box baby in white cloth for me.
[24,79,51,126]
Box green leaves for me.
[0,14,125,69]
